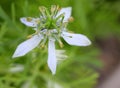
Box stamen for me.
[39,6,46,13]
[63,33,73,38]
[51,5,56,13]
[35,19,40,24]
[55,13,65,22]
[27,35,33,39]
[68,17,74,22]
[39,6,46,18]
[53,34,64,48]
[69,36,72,38]
[53,5,60,17]
[26,17,32,22]
[59,40,64,48]
[40,35,47,48]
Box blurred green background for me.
[0,0,120,88]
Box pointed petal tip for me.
[48,62,56,75]
[84,38,92,46]
[12,53,17,58]
[12,35,42,59]
[20,17,25,23]
[48,60,57,75]
[12,55,16,59]
[50,67,56,75]
[12,48,26,58]
[48,37,57,75]
[12,53,23,59]
[88,40,92,45]
[52,72,56,75]
[62,31,92,46]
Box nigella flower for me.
[12,5,91,75]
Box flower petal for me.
[20,17,40,27]
[56,7,72,22]
[62,31,91,46]
[12,35,43,58]
[48,37,56,75]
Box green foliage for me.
[0,0,120,88]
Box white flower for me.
[12,6,91,75]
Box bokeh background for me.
[0,0,120,88]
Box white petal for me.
[20,17,39,27]
[56,7,72,22]
[47,37,56,75]
[62,32,91,46]
[12,35,43,58]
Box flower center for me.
[38,5,65,30]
